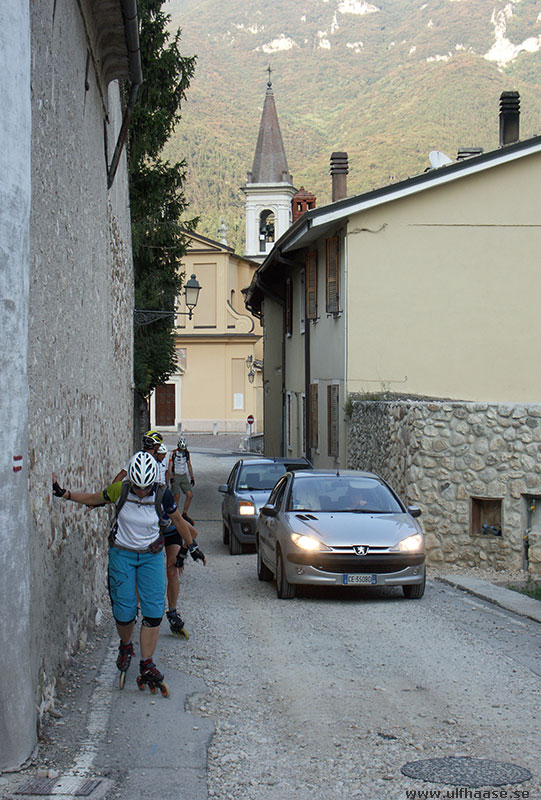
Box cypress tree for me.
[128,0,197,404]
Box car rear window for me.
[289,476,403,513]
[238,464,288,490]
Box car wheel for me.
[403,572,426,599]
[257,537,273,582]
[276,547,295,599]
[222,521,230,545]
[229,528,243,556]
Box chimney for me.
[499,91,520,147]
[330,152,348,202]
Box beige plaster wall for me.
[346,153,541,402]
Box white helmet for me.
[157,443,168,455]
[177,436,187,450]
[128,451,158,488]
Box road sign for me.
[247,414,254,425]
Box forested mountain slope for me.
[164,0,541,251]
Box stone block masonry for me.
[347,398,541,574]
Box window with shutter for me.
[285,278,293,336]
[327,384,339,458]
[306,251,318,320]
[299,269,306,334]
[326,237,339,314]
[309,383,319,450]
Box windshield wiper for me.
[343,508,382,514]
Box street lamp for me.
[184,274,201,317]
[134,273,201,326]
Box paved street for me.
[4,444,540,800]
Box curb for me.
[436,575,541,623]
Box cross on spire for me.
[266,64,272,87]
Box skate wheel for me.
[159,682,170,698]
[136,677,146,691]
[172,627,190,640]
[119,671,126,689]
[149,684,158,695]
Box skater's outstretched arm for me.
[52,473,113,506]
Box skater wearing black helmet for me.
[112,429,164,484]
[52,450,206,695]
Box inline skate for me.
[166,609,190,640]
[116,640,135,689]
[136,658,169,697]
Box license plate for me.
[343,574,377,585]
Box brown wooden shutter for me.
[306,251,318,320]
[327,384,339,458]
[326,237,339,314]
[285,278,293,336]
[309,383,319,450]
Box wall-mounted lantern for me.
[134,273,201,326]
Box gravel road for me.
[174,450,540,799]
[9,447,539,800]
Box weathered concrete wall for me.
[0,1,36,769]
[26,0,134,735]
[347,399,541,575]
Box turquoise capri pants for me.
[108,547,165,623]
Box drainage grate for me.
[15,776,103,797]
[401,757,532,788]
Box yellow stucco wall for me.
[150,234,263,432]
[346,153,541,402]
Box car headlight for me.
[392,534,424,553]
[290,533,331,552]
[239,501,256,516]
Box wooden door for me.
[155,384,176,426]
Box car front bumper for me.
[230,514,258,543]
[285,552,425,586]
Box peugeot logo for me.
[354,545,368,556]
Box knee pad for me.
[142,616,162,628]
[114,617,136,627]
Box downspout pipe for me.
[107,0,143,188]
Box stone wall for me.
[26,0,134,734]
[347,399,541,575]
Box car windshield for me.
[289,476,403,513]
[237,463,288,491]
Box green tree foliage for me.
[163,0,541,253]
[129,0,196,398]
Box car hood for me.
[287,512,422,548]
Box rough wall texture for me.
[28,0,134,725]
[0,2,36,769]
[347,399,541,575]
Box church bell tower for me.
[243,69,295,262]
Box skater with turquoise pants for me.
[52,451,206,695]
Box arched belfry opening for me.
[259,209,275,251]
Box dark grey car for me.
[218,457,312,554]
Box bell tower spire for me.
[243,70,295,262]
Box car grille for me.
[287,552,424,573]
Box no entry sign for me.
[247,414,254,425]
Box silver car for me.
[218,457,312,554]
[256,470,425,599]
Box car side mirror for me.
[260,504,277,517]
[218,484,229,494]
[408,505,421,518]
